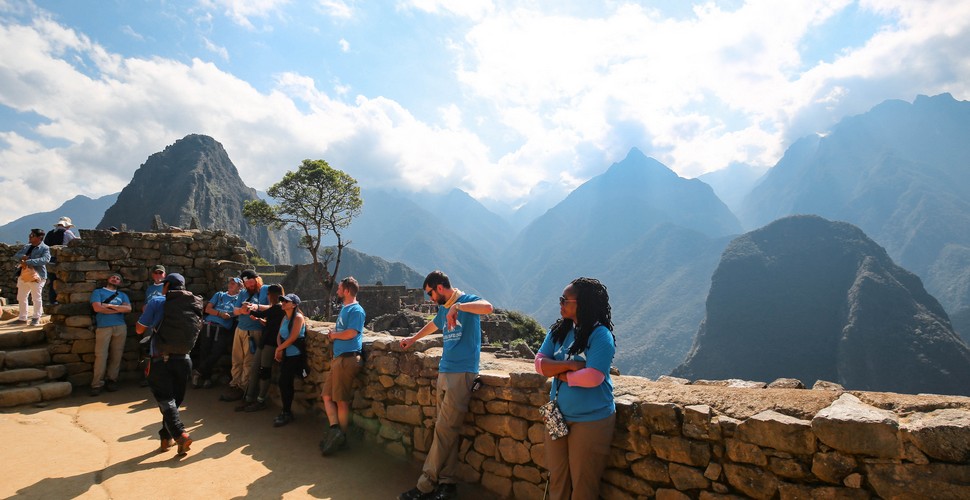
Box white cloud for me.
[199,0,290,29]
[317,0,354,19]
[338,38,349,52]
[402,0,494,20]
[202,36,229,60]
[121,25,144,41]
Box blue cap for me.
[280,293,301,306]
[163,273,185,288]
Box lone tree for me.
[243,159,362,316]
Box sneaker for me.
[29,318,40,326]
[176,433,192,456]
[191,370,202,388]
[244,400,268,412]
[219,386,244,402]
[320,428,347,456]
[273,411,294,427]
[14,319,29,324]
[398,487,432,500]
[104,380,119,392]
[157,438,174,453]
[89,387,102,397]
[428,484,457,500]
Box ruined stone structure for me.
[4,231,969,497]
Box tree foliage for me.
[498,309,547,351]
[243,159,362,316]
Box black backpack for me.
[44,228,66,246]
[155,290,204,355]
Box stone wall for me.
[295,326,970,499]
[45,229,250,387]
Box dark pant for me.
[148,355,192,440]
[196,323,231,381]
[278,355,303,412]
[47,274,58,303]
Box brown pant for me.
[323,353,362,402]
[416,372,477,493]
[544,412,616,500]
[230,328,261,389]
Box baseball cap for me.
[163,273,185,288]
[240,269,258,280]
[152,264,166,273]
[280,293,301,306]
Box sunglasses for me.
[425,288,434,298]
[559,296,577,305]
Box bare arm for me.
[330,328,359,341]
[535,353,586,377]
[399,321,439,350]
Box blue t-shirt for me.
[205,291,238,329]
[435,293,483,374]
[90,287,130,328]
[334,302,365,357]
[146,282,164,301]
[137,295,167,355]
[234,285,269,331]
[279,315,306,357]
[538,325,616,422]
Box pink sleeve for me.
[534,353,548,374]
[565,367,605,387]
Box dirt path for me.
[1,383,495,499]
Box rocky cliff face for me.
[674,215,970,396]
[97,134,303,264]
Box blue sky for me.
[2,0,969,225]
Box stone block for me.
[601,482,637,500]
[811,393,902,458]
[777,483,869,500]
[631,456,670,484]
[704,462,723,481]
[512,480,545,500]
[866,462,970,499]
[652,435,711,467]
[723,463,779,500]
[482,458,513,477]
[481,471,512,498]
[37,381,72,400]
[498,437,531,464]
[768,456,812,480]
[476,414,529,440]
[71,338,96,354]
[60,326,95,340]
[512,465,542,484]
[725,438,767,466]
[902,409,970,463]
[46,364,68,380]
[0,386,41,407]
[603,468,655,496]
[530,442,545,468]
[52,353,80,363]
[0,368,47,384]
[811,451,857,484]
[639,402,681,435]
[4,347,51,368]
[655,489,691,500]
[474,433,496,457]
[668,463,709,490]
[736,410,815,455]
[509,402,541,422]
[767,378,806,389]
[385,404,423,425]
[684,404,720,440]
[64,315,93,328]
[656,375,690,385]
[508,371,545,388]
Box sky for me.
[1,0,969,225]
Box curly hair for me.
[549,277,615,356]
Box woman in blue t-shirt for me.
[535,277,617,500]
[273,293,306,427]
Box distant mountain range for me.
[6,93,970,395]
[674,215,970,396]
[0,193,118,244]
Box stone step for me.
[0,327,47,349]
[0,367,50,385]
[2,347,52,369]
[0,381,72,408]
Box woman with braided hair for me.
[535,277,617,500]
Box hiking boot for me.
[219,386,244,402]
[273,411,294,427]
[176,433,192,456]
[235,400,252,412]
[428,483,457,500]
[320,428,347,456]
[157,438,174,453]
[104,380,119,392]
[244,400,268,412]
[89,387,102,397]
[398,487,432,500]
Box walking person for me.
[320,277,365,456]
[534,277,617,500]
[237,284,285,412]
[13,229,51,325]
[194,276,242,388]
[135,273,204,456]
[89,273,132,396]
[398,270,493,500]
[273,293,306,427]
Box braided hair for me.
[550,277,615,356]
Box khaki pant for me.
[416,372,477,494]
[544,412,616,500]
[230,328,261,389]
[92,325,127,388]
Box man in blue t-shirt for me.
[145,265,166,303]
[398,270,492,500]
[89,272,132,396]
[221,269,269,402]
[320,277,366,456]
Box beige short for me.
[322,353,361,402]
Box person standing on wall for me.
[43,216,77,305]
[320,276,365,456]
[13,229,51,326]
[222,269,268,402]
[534,277,617,500]
[89,272,132,396]
[398,270,493,500]
[135,273,204,456]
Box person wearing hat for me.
[146,265,167,303]
[43,217,77,305]
[13,228,52,325]
[222,269,269,402]
[89,272,132,396]
[272,292,306,427]
[194,276,243,389]
[135,272,204,456]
